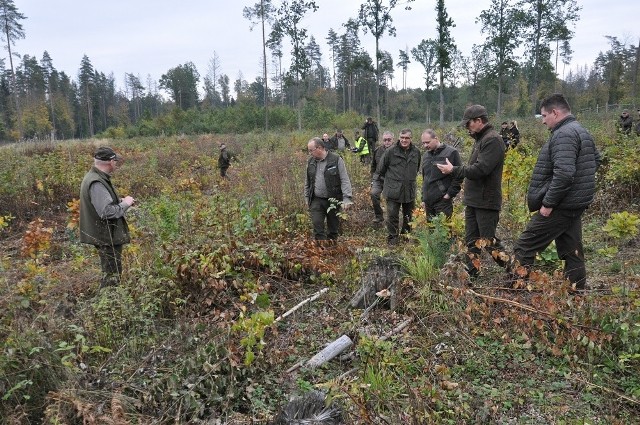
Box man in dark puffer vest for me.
[80,147,135,288]
[304,137,353,241]
[512,93,601,291]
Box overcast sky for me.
[10,0,639,94]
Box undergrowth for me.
[0,129,638,423]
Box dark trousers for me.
[309,197,341,240]
[371,188,384,221]
[387,200,414,240]
[96,244,124,288]
[220,166,229,178]
[425,198,453,221]
[514,208,586,289]
[367,139,377,153]
[465,206,506,271]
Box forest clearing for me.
[0,118,639,423]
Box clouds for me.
[12,0,639,92]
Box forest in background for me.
[1,0,640,141]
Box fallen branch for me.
[275,287,329,322]
[465,288,544,315]
[463,288,597,331]
[306,335,354,368]
[337,367,358,381]
[285,359,305,374]
[572,376,640,405]
[378,318,413,341]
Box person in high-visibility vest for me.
[352,130,370,164]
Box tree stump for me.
[349,255,403,310]
[272,390,342,424]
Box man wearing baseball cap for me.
[79,146,136,288]
[437,105,507,281]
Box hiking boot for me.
[464,266,479,286]
[569,282,588,296]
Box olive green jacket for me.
[79,167,130,246]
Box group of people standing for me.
[305,93,600,291]
[78,93,600,294]
[499,120,520,149]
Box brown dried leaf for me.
[441,380,459,390]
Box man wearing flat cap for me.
[79,146,136,288]
[437,104,506,280]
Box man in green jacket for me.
[80,147,135,288]
[438,105,506,279]
[375,128,421,245]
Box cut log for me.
[306,335,353,368]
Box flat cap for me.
[94,146,121,161]
[461,104,488,127]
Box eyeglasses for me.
[382,138,393,141]
[399,136,411,140]
[308,146,319,153]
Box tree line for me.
[1,0,639,141]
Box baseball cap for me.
[94,146,121,161]
[460,105,488,127]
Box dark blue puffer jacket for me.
[527,115,601,212]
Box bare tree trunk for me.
[5,27,22,139]
[85,85,94,137]
[347,74,352,111]
[375,37,381,124]
[260,0,269,131]
[439,67,445,126]
[48,86,56,141]
[497,74,503,116]
[632,38,640,102]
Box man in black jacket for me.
[304,137,353,241]
[438,105,506,278]
[420,129,463,220]
[218,143,231,178]
[362,116,379,153]
[327,129,350,152]
[370,130,395,223]
[619,109,633,135]
[512,93,601,290]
